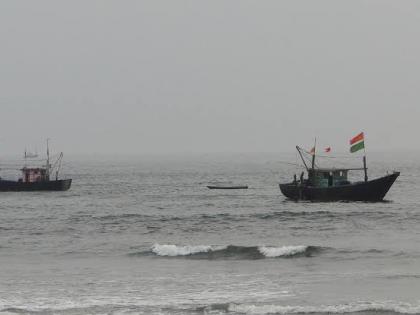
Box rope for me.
[276,161,304,167]
[315,154,361,159]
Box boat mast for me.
[56,152,63,180]
[296,146,309,171]
[311,138,317,169]
[46,138,50,180]
[363,139,368,182]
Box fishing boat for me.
[0,140,72,192]
[279,133,399,202]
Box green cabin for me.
[308,168,351,188]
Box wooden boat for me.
[279,144,399,202]
[0,140,72,192]
[0,177,72,191]
[207,185,248,190]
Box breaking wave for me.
[151,244,221,256]
[128,244,402,260]
[142,244,323,259]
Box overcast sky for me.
[1,1,419,155]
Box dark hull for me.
[207,186,248,190]
[0,179,72,192]
[279,172,399,202]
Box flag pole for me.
[363,134,368,182]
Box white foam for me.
[151,244,218,256]
[228,301,420,314]
[258,245,308,258]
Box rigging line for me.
[276,161,305,167]
[298,149,316,163]
[1,153,61,161]
[298,148,360,160]
[300,152,360,160]
[0,158,46,163]
[303,155,313,165]
[315,154,361,159]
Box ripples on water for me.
[0,153,420,315]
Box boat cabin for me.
[21,167,49,183]
[308,168,352,187]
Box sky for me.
[1,1,419,155]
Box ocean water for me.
[1,152,420,315]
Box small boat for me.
[0,140,72,192]
[207,185,248,190]
[279,135,399,202]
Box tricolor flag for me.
[350,132,365,153]
[325,147,331,153]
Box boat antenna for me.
[296,146,309,171]
[311,138,317,169]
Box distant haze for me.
[1,1,419,155]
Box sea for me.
[0,152,419,315]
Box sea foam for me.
[150,244,316,258]
[258,245,308,257]
[151,244,223,256]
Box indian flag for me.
[350,132,365,153]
